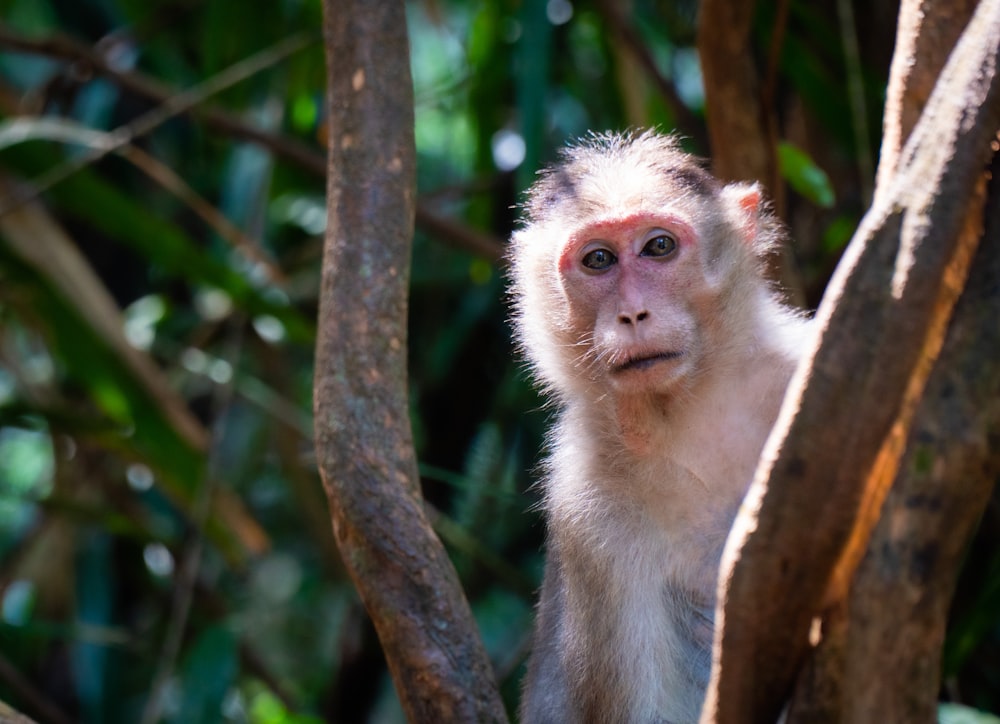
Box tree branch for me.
[874,0,982,195]
[697,0,771,186]
[592,0,708,151]
[786,1,998,718]
[697,0,806,303]
[314,2,506,721]
[0,32,313,217]
[702,1,1000,720]
[792,154,1000,722]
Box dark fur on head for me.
[521,130,721,228]
[508,129,784,401]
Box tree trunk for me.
[701,0,1000,720]
[785,0,1000,719]
[314,2,507,721]
[697,0,803,301]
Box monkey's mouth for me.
[613,351,683,373]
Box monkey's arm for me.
[520,548,578,724]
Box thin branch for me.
[837,0,874,206]
[0,116,287,286]
[415,204,505,263]
[592,0,708,150]
[0,654,71,724]
[0,31,315,217]
[119,145,286,285]
[0,24,508,261]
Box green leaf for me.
[939,703,1000,724]
[777,141,835,208]
[170,625,238,724]
[822,215,857,254]
[2,144,314,344]
[248,687,325,724]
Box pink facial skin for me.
[555,210,707,392]
[557,211,698,277]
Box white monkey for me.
[509,131,810,723]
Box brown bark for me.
[697,0,804,303]
[594,0,708,150]
[786,1,999,719]
[697,0,772,187]
[787,164,999,724]
[834,161,999,720]
[701,0,1000,720]
[315,2,506,722]
[876,0,982,195]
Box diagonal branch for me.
[0,31,314,216]
[592,0,707,150]
[786,1,996,718]
[702,1,1000,720]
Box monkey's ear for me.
[736,186,761,216]
[722,182,766,249]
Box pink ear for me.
[735,187,760,244]
[738,188,760,216]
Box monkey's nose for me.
[618,310,649,325]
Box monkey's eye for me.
[641,234,678,258]
[640,234,677,256]
[581,248,617,271]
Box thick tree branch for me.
[795,156,1000,722]
[786,1,998,718]
[314,2,506,721]
[697,0,804,303]
[702,1,1000,720]
[875,0,982,195]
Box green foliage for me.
[170,626,239,724]
[940,704,1000,724]
[778,141,835,208]
[0,0,994,722]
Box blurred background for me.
[0,0,996,722]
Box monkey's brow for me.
[656,164,720,196]
[526,157,717,224]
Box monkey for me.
[508,130,811,723]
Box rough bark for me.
[314,3,506,721]
[785,1,1000,720]
[831,159,998,721]
[875,0,983,196]
[697,0,772,187]
[701,1,1000,721]
[697,0,803,302]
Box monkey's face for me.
[509,131,770,403]
[556,207,717,396]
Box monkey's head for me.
[509,130,779,402]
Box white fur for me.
[512,131,811,724]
